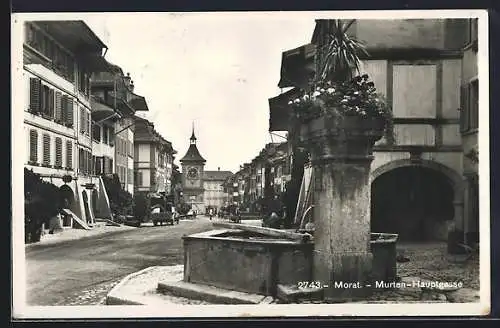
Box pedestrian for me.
[209,208,213,220]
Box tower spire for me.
[190,121,197,144]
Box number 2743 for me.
[297,281,322,289]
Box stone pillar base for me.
[317,251,374,302]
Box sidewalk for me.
[25,222,137,248]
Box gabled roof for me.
[33,21,107,54]
[203,170,233,181]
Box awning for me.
[106,95,136,117]
[78,53,114,73]
[268,88,301,132]
[129,93,149,111]
[91,99,120,122]
[277,44,316,89]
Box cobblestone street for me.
[25,217,214,306]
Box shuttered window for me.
[29,78,41,113]
[460,85,470,133]
[109,127,115,145]
[460,80,479,133]
[79,148,85,173]
[65,98,74,127]
[61,95,67,123]
[40,85,47,115]
[87,150,92,175]
[66,140,73,169]
[80,107,85,134]
[55,137,63,168]
[470,80,479,130]
[48,88,55,118]
[55,91,63,122]
[42,134,51,166]
[29,129,38,163]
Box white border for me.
[12,9,491,318]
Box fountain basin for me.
[182,229,398,297]
[183,229,313,296]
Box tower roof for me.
[180,124,205,163]
[180,144,206,163]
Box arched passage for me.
[60,184,75,208]
[370,160,462,242]
[59,184,75,227]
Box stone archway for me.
[370,159,463,242]
[59,184,75,227]
[60,184,75,208]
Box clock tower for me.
[180,125,206,213]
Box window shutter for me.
[55,137,63,167]
[48,88,55,118]
[66,98,74,127]
[55,92,62,122]
[42,134,51,166]
[109,158,114,173]
[88,151,92,175]
[61,95,67,123]
[80,107,85,133]
[29,78,41,113]
[459,85,469,133]
[471,80,479,130]
[79,148,84,172]
[29,129,38,163]
[66,140,73,169]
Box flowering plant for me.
[289,74,394,141]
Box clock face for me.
[187,167,199,179]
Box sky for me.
[82,13,315,173]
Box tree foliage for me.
[101,174,133,216]
[24,169,62,243]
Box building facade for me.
[179,128,206,213]
[133,116,176,196]
[459,18,479,245]
[268,18,479,244]
[23,20,112,228]
[203,168,233,209]
[91,66,149,199]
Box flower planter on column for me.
[299,113,385,302]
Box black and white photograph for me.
[11,10,490,318]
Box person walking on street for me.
[209,208,213,221]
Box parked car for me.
[151,204,179,226]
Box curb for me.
[25,225,136,249]
[106,266,160,305]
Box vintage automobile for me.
[151,203,179,226]
[151,211,179,226]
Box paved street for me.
[25,217,214,306]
